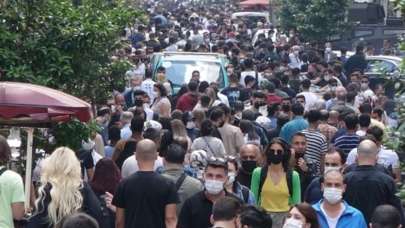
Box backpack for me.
[256,166,294,203]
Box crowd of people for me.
[0,1,404,228]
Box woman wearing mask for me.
[151,83,172,117]
[251,138,301,227]
[28,147,103,228]
[225,157,255,205]
[283,203,319,228]
[90,158,121,228]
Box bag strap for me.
[0,167,7,177]
[258,166,268,198]
[203,137,215,156]
[259,167,293,197]
[241,186,250,204]
[175,173,187,192]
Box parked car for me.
[231,11,270,25]
[151,52,229,94]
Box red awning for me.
[0,82,92,126]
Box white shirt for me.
[297,91,318,111]
[121,156,164,178]
[288,53,303,69]
[346,146,400,169]
[217,92,230,107]
[141,78,156,104]
[321,202,345,228]
[120,123,132,140]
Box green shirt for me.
[0,168,25,228]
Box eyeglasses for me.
[268,149,284,154]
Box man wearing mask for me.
[312,170,367,227]
[236,143,261,188]
[178,159,231,228]
[304,149,346,204]
[355,75,376,108]
[288,45,303,69]
[324,42,337,64]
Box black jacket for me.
[344,165,405,225]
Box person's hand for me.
[297,158,308,172]
[105,192,116,212]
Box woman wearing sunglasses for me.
[251,138,301,227]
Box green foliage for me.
[277,0,350,42]
[0,0,144,104]
[53,118,100,151]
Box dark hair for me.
[210,107,225,122]
[277,112,290,129]
[90,158,121,195]
[154,83,168,97]
[301,79,311,89]
[201,119,214,136]
[212,196,242,221]
[371,205,401,228]
[306,110,322,123]
[159,117,172,131]
[61,213,99,228]
[359,103,372,114]
[143,128,161,142]
[218,104,231,116]
[133,89,147,97]
[372,107,384,118]
[157,66,166,73]
[164,143,186,164]
[108,126,121,142]
[200,95,211,107]
[320,110,329,121]
[326,148,347,164]
[252,91,266,99]
[188,81,199,92]
[344,113,358,130]
[0,135,11,165]
[295,94,306,102]
[240,205,272,228]
[358,114,371,128]
[244,75,256,85]
[242,110,256,121]
[131,116,145,133]
[366,126,384,142]
[291,102,305,116]
[265,138,291,171]
[198,81,210,93]
[292,132,306,141]
[294,203,319,228]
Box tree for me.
[0,0,144,105]
[278,0,350,42]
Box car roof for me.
[366,55,402,63]
[155,52,225,62]
[231,11,269,17]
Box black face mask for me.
[134,98,143,107]
[241,160,257,173]
[266,151,283,164]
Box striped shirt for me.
[301,129,328,175]
[334,133,360,156]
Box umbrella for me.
[240,0,269,6]
[0,82,92,126]
[0,81,92,208]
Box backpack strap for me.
[241,186,250,204]
[286,169,293,197]
[175,173,187,192]
[258,166,268,199]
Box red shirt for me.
[176,92,199,112]
[266,93,283,105]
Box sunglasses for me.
[268,149,284,154]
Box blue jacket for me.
[313,200,367,228]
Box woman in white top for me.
[191,119,226,158]
[151,83,171,117]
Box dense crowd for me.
[0,1,404,228]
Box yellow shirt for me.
[260,174,290,212]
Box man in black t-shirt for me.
[112,139,178,228]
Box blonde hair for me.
[36,147,83,225]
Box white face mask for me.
[205,179,224,195]
[227,172,236,185]
[283,218,304,228]
[324,166,341,174]
[323,187,343,204]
